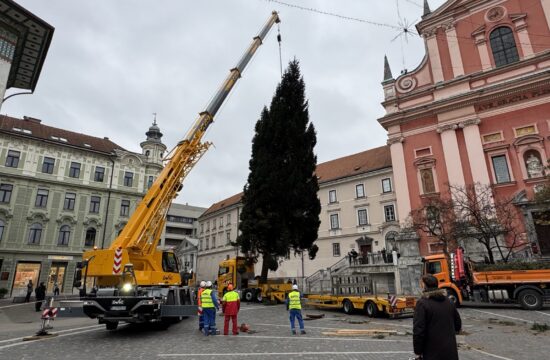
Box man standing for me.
[25,280,33,302]
[197,281,206,332]
[200,281,219,336]
[413,275,462,360]
[34,282,46,312]
[286,284,305,335]
[221,284,240,335]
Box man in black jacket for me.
[35,282,46,312]
[413,275,462,360]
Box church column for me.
[437,125,466,188]
[425,29,445,83]
[473,31,492,71]
[388,137,411,223]
[460,119,491,185]
[445,23,464,77]
[542,0,550,34]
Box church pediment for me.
[513,134,544,148]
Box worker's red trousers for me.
[224,314,238,335]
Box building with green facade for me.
[0,116,165,297]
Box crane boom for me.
[72,12,281,330]
[109,11,280,254]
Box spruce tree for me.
[238,59,320,281]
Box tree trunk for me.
[260,255,270,283]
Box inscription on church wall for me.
[475,87,550,112]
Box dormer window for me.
[145,150,150,157]
[490,27,519,67]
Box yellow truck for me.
[217,257,293,303]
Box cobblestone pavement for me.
[1,301,549,360]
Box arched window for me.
[58,225,71,246]
[28,223,42,244]
[85,228,97,247]
[0,219,4,242]
[490,27,519,67]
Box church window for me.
[490,27,519,67]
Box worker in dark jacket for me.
[34,282,46,312]
[413,275,462,360]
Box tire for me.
[343,299,354,314]
[244,289,253,302]
[518,289,543,310]
[105,321,119,330]
[365,301,378,318]
[445,289,460,307]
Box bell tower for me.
[140,114,166,167]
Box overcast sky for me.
[5,0,446,208]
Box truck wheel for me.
[343,299,354,314]
[518,289,543,310]
[244,289,253,302]
[105,321,119,330]
[445,289,460,307]
[365,301,378,318]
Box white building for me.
[196,146,399,282]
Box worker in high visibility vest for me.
[286,284,305,335]
[221,283,240,335]
[200,281,219,336]
[197,281,206,331]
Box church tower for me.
[140,115,166,168]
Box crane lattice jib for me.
[109,11,280,254]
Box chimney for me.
[23,116,42,124]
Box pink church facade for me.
[378,0,550,257]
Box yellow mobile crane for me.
[69,12,281,330]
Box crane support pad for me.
[57,306,86,317]
[160,305,198,317]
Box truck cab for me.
[217,257,255,296]
[423,254,463,305]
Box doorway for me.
[533,211,550,256]
[47,263,67,294]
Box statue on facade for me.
[526,154,544,178]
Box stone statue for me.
[526,154,543,178]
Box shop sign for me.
[47,255,74,261]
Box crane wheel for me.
[343,299,354,314]
[365,301,378,318]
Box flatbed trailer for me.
[305,293,416,318]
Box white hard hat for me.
[206,281,212,287]
[292,284,298,290]
[199,281,206,288]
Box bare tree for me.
[449,183,525,263]
[407,194,459,261]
